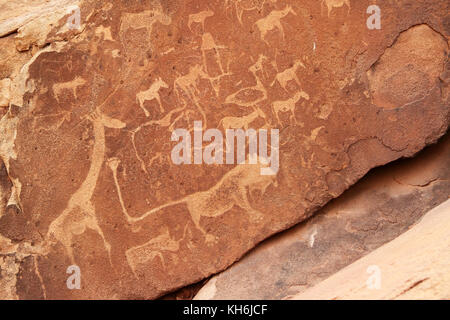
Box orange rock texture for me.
[0,0,448,299]
[194,134,450,300]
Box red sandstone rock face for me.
[194,134,450,300]
[0,0,449,299]
[367,25,448,110]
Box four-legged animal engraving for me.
[174,64,212,127]
[188,9,214,31]
[46,109,126,264]
[272,91,310,125]
[117,157,278,245]
[41,4,319,276]
[120,9,172,39]
[225,0,278,25]
[126,226,191,277]
[271,60,305,91]
[201,33,227,76]
[254,5,297,43]
[136,78,169,116]
[322,0,351,17]
[52,77,86,102]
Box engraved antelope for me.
[111,156,278,244]
[271,60,305,91]
[136,78,169,116]
[174,64,212,126]
[322,0,351,17]
[225,55,269,107]
[272,91,310,125]
[188,9,214,31]
[126,226,191,277]
[52,77,86,102]
[254,5,297,43]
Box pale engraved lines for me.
[271,60,305,92]
[111,49,121,58]
[136,77,169,116]
[219,108,266,130]
[46,116,109,264]
[107,157,135,224]
[119,9,172,40]
[95,25,114,41]
[224,0,277,25]
[31,111,73,132]
[224,54,269,108]
[99,112,127,130]
[125,226,190,278]
[107,155,277,251]
[224,77,266,107]
[52,77,86,102]
[34,256,47,299]
[322,0,351,17]
[118,9,171,59]
[249,54,271,79]
[130,107,186,174]
[201,33,223,57]
[46,109,126,265]
[161,47,175,55]
[174,64,210,128]
[148,152,165,167]
[254,5,297,44]
[309,126,325,142]
[122,157,278,245]
[272,90,310,125]
[299,126,325,152]
[309,226,318,248]
[188,9,214,32]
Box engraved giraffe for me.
[254,5,297,43]
[46,109,126,264]
[249,54,271,79]
[272,90,310,125]
[120,10,172,39]
[136,77,168,116]
[225,55,269,108]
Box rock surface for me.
[0,0,449,299]
[0,0,79,37]
[287,199,450,300]
[194,134,450,299]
